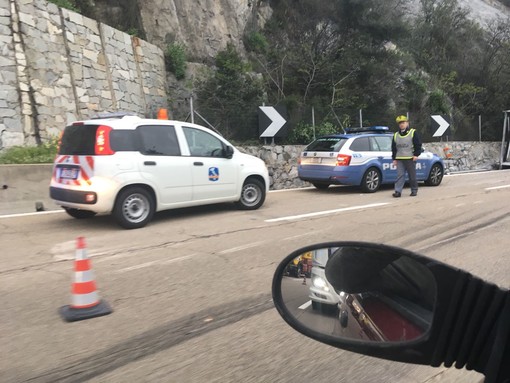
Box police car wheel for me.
[237,177,265,210]
[425,163,443,186]
[312,183,330,190]
[113,187,155,229]
[64,208,96,219]
[361,167,381,193]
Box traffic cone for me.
[59,237,112,322]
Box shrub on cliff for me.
[165,43,187,80]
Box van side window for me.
[137,125,180,156]
[183,127,225,157]
[110,130,138,151]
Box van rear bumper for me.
[50,187,97,204]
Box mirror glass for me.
[278,245,437,343]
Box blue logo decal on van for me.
[208,167,219,181]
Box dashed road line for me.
[264,203,390,223]
[485,184,510,191]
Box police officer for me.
[392,115,422,197]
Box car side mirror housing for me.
[225,145,234,159]
[272,242,510,383]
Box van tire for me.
[113,187,155,229]
[64,208,96,219]
[236,177,265,210]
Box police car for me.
[298,126,444,192]
[50,113,269,229]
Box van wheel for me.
[425,163,443,186]
[113,187,154,229]
[64,208,96,219]
[237,177,266,210]
[361,167,381,193]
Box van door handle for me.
[194,162,204,166]
[144,161,156,166]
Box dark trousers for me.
[395,159,417,193]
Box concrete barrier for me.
[0,141,502,215]
[0,164,56,215]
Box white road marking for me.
[485,184,510,191]
[269,186,315,193]
[217,241,265,255]
[265,203,390,223]
[0,210,63,219]
[298,300,312,310]
[114,254,196,274]
[282,231,322,241]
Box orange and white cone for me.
[59,237,112,322]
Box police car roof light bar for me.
[344,126,390,134]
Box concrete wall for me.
[0,142,502,215]
[0,0,167,150]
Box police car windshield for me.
[306,137,347,152]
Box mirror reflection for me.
[280,246,436,343]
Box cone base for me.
[59,300,112,322]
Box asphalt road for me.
[2,171,510,383]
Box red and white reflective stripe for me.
[53,155,94,186]
[70,236,100,308]
[71,291,100,308]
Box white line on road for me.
[114,254,196,273]
[0,209,63,219]
[485,184,510,191]
[265,203,390,223]
[282,231,322,241]
[299,300,312,310]
[217,241,266,255]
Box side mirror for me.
[272,242,510,383]
[224,145,234,159]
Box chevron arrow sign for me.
[431,115,450,137]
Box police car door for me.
[370,136,396,182]
[182,126,237,201]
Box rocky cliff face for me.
[136,0,508,64]
[138,0,272,61]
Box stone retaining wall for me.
[0,0,167,150]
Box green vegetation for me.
[0,138,58,164]
[192,0,510,142]
[195,43,264,141]
[244,32,269,54]
[286,122,339,144]
[48,0,79,12]
[47,0,95,14]
[165,43,187,80]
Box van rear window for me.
[59,125,98,155]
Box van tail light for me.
[298,157,302,165]
[95,125,114,155]
[336,154,351,166]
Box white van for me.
[50,114,269,229]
